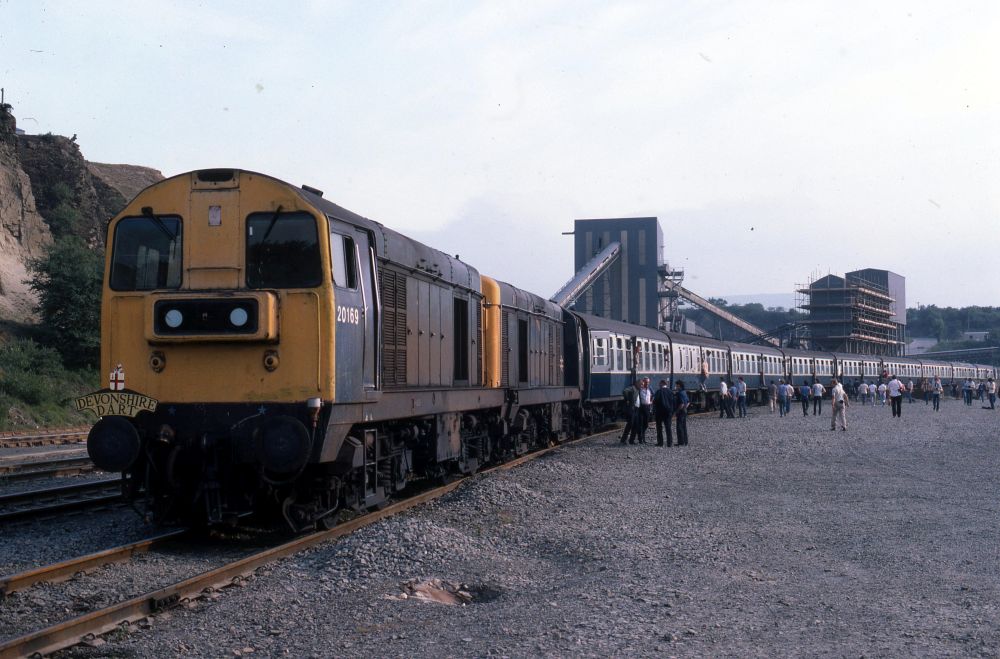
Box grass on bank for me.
[0,337,98,430]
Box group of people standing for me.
[716,377,749,418]
[960,378,997,409]
[620,378,690,447]
[617,372,995,447]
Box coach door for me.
[329,220,378,402]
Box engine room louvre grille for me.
[501,309,510,388]
[379,267,407,387]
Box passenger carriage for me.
[575,313,670,401]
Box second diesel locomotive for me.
[85,168,996,530]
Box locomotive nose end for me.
[87,416,142,472]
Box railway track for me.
[0,455,95,482]
[0,432,589,658]
[0,529,188,598]
[0,478,124,524]
[0,428,89,449]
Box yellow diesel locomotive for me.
[87,169,582,530]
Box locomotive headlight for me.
[229,307,249,327]
[164,309,184,328]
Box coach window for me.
[329,232,357,289]
[594,338,607,366]
[110,215,183,290]
[246,211,322,288]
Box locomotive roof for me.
[496,281,563,321]
[293,174,482,293]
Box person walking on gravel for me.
[777,380,788,417]
[858,381,869,406]
[887,375,904,418]
[812,379,826,416]
[799,380,811,416]
[830,379,849,431]
[674,380,689,446]
[932,376,943,411]
[768,380,777,413]
[985,378,996,410]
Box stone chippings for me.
[5,398,1000,657]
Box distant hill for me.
[87,161,162,204]
[718,293,797,310]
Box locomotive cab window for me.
[329,232,357,289]
[246,211,322,289]
[109,215,182,291]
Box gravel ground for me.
[12,396,999,657]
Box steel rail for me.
[0,430,89,449]
[0,494,124,524]
[0,449,89,466]
[0,434,588,659]
[0,480,124,524]
[0,529,189,598]
[0,479,121,507]
[0,457,96,482]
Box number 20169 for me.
[337,305,360,324]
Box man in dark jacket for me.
[619,380,638,444]
[653,379,674,446]
[674,380,690,446]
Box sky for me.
[2,0,998,309]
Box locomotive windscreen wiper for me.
[141,206,177,241]
[259,205,284,244]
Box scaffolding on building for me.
[796,271,905,356]
[656,262,686,333]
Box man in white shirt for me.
[811,380,826,416]
[628,378,653,444]
[858,381,869,405]
[887,375,904,418]
[830,378,849,431]
[718,378,730,419]
[987,378,996,410]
